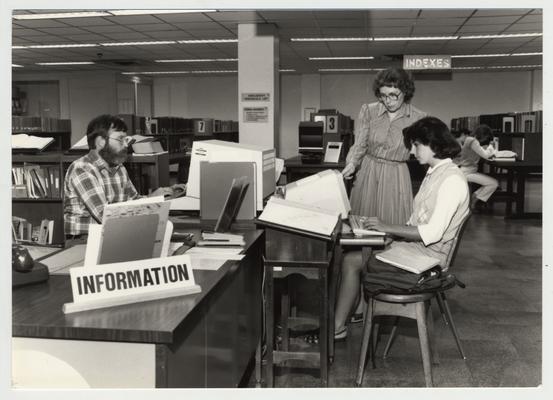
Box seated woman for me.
[456,124,499,210]
[333,116,470,340]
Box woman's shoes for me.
[350,313,364,324]
[302,327,348,344]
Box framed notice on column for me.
[243,107,268,123]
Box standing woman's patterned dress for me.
[346,101,426,224]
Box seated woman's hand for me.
[363,217,389,233]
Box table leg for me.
[319,267,329,387]
[265,264,275,387]
[515,170,526,217]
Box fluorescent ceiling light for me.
[12,45,27,49]
[177,39,238,44]
[279,69,296,72]
[451,53,509,58]
[318,68,384,72]
[28,43,99,49]
[291,37,372,42]
[12,64,23,67]
[459,33,542,40]
[109,10,216,15]
[13,11,112,20]
[452,66,485,70]
[36,61,95,65]
[101,40,175,46]
[374,36,458,41]
[487,64,542,69]
[309,56,374,60]
[155,58,238,62]
[122,70,237,75]
[511,52,542,56]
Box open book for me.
[257,197,340,238]
[376,246,440,274]
[69,134,158,152]
[12,134,54,152]
[493,150,517,162]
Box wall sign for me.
[243,107,269,123]
[403,55,452,70]
[241,93,270,101]
[63,254,201,314]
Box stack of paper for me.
[376,246,440,274]
[198,231,245,247]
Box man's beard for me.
[99,143,128,166]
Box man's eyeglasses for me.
[378,92,402,102]
[108,135,135,146]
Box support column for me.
[238,24,279,150]
[301,74,321,121]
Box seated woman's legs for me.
[335,250,364,332]
[467,172,499,203]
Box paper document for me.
[24,245,61,261]
[376,246,440,274]
[12,134,54,151]
[170,195,200,211]
[40,244,87,274]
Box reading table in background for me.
[483,159,542,219]
[12,226,264,388]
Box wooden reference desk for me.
[12,228,264,388]
[483,159,542,219]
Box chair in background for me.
[355,213,471,387]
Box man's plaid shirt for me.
[64,150,138,235]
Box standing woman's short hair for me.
[86,114,128,149]
[473,124,494,146]
[403,116,461,159]
[373,67,416,103]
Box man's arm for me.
[68,166,108,223]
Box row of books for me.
[451,110,543,133]
[12,164,62,199]
[12,216,54,245]
[117,114,238,136]
[12,116,71,133]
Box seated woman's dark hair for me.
[473,124,493,146]
[373,67,415,102]
[86,114,128,149]
[403,116,461,159]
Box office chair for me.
[355,213,471,387]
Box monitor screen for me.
[298,121,324,154]
[214,176,250,233]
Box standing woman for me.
[343,67,426,224]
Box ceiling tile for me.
[472,9,533,17]
[366,10,421,19]
[84,25,135,34]
[63,17,115,27]
[207,11,265,23]
[101,32,152,41]
[154,13,215,23]
[11,19,71,28]
[419,9,475,18]
[465,16,520,25]
[105,15,162,24]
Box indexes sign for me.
[403,55,451,70]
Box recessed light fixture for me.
[309,56,374,60]
[279,69,296,72]
[459,33,542,40]
[12,64,23,67]
[451,53,509,58]
[155,58,238,63]
[28,43,99,49]
[177,39,238,44]
[12,45,28,49]
[13,11,112,20]
[36,61,95,65]
[487,64,542,69]
[291,37,372,42]
[101,40,176,46]
[122,70,237,75]
[318,68,384,72]
[374,36,458,41]
[109,10,217,16]
[511,52,543,56]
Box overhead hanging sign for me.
[241,92,270,101]
[403,55,452,70]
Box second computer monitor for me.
[298,121,324,163]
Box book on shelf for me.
[197,231,246,247]
[11,134,54,153]
[12,164,61,199]
[376,246,440,274]
[256,197,341,239]
[493,149,517,162]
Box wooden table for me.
[483,159,542,219]
[12,228,264,388]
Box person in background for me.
[336,67,426,334]
[64,114,183,238]
[451,128,470,147]
[456,124,498,210]
[334,117,469,340]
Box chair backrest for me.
[443,211,471,270]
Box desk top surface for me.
[483,158,543,170]
[12,229,263,345]
[284,155,345,169]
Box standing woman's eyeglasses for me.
[378,92,402,102]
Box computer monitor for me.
[298,121,324,162]
[214,176,250,233]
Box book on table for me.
[376,246,440,274]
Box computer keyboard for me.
[348,215,385,236]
